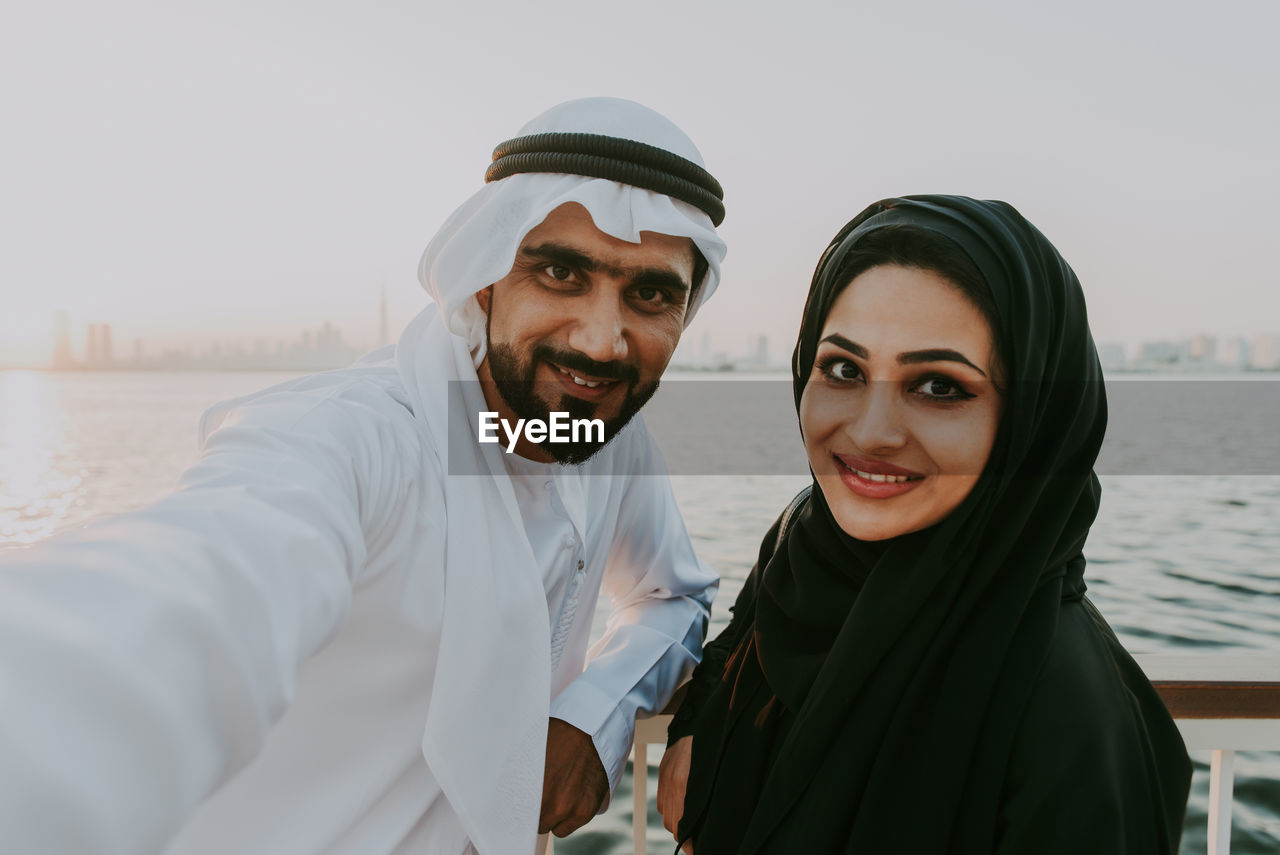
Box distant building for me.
[1221,337,1250,369]
[50,319,380,372]
[52,311,73,368]
[1097,342,1127,371]
[101,324,113,366]
[1250,333,1279,369]
[86,324,100,367]
[753,335,769,368]
[1138,340,1180,366]
[1189,333,1217,363]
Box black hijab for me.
[679,196,1190,853]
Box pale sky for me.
[3,0,1277,366]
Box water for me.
[1,370,1277,852]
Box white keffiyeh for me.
[396,98,726,854]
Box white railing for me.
[1133,656,1280,855]
[579,655,1279,855]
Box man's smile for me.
[546,361,621,403]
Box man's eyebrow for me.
[631,269,690,295]
[818,335,987,377]
[520,241,691,292]
[520,243,596,272]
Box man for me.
[0,97,727,854]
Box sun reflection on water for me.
[0,370,82,543]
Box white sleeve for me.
[549,436,718,793]
[0,380,421,855]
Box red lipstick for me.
[834,454,925,499]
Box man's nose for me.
[847,383,908,451]
[566,294,628,363]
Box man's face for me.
[475,202,696,463]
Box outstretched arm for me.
[0,378,423,855]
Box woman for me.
[657,195,1191,854]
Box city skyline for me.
[32,289,397,372]
[4,2,1278,377]
[11,304,1280,374]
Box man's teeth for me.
[557,367,605,388]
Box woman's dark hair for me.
[827,224,1006,387]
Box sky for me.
[2,0,1278,366]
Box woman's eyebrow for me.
[898,348,987,377]
[819,333,868,357]
[819,334,987,377]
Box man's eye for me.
[630,285,681,313]
[544,264,575,282]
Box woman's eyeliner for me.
[815,354,976,401]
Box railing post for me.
[1207,748,1235,855]
[633,741,649,855]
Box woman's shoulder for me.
[1016,599,1160,753]
[997,599,1191,852]
[1032,600,1134,707]
[1010,599,1187,774]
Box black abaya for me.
[671,196,1191,854]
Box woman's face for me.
[800,264,1003,541]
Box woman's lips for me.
[834,454,925,499]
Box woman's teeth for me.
[837,457,920,483]
[854,470,911,483]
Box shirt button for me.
[576,559,585,571]
[562,534,576,549]
[543,480,553,491]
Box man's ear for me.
[475,285,493,315]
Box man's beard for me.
[485,341,659,464]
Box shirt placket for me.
[544,478,587,676]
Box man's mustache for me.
[532,345,640,384]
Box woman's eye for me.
[818,357,861,382]
[915,376,970,399]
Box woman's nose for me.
[847,384,908,451]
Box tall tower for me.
[52,311,72,369]
[101,324,114,366]
[379,285,390,347]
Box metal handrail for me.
[608,655,1280,855]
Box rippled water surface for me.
[2,370,1276,853]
